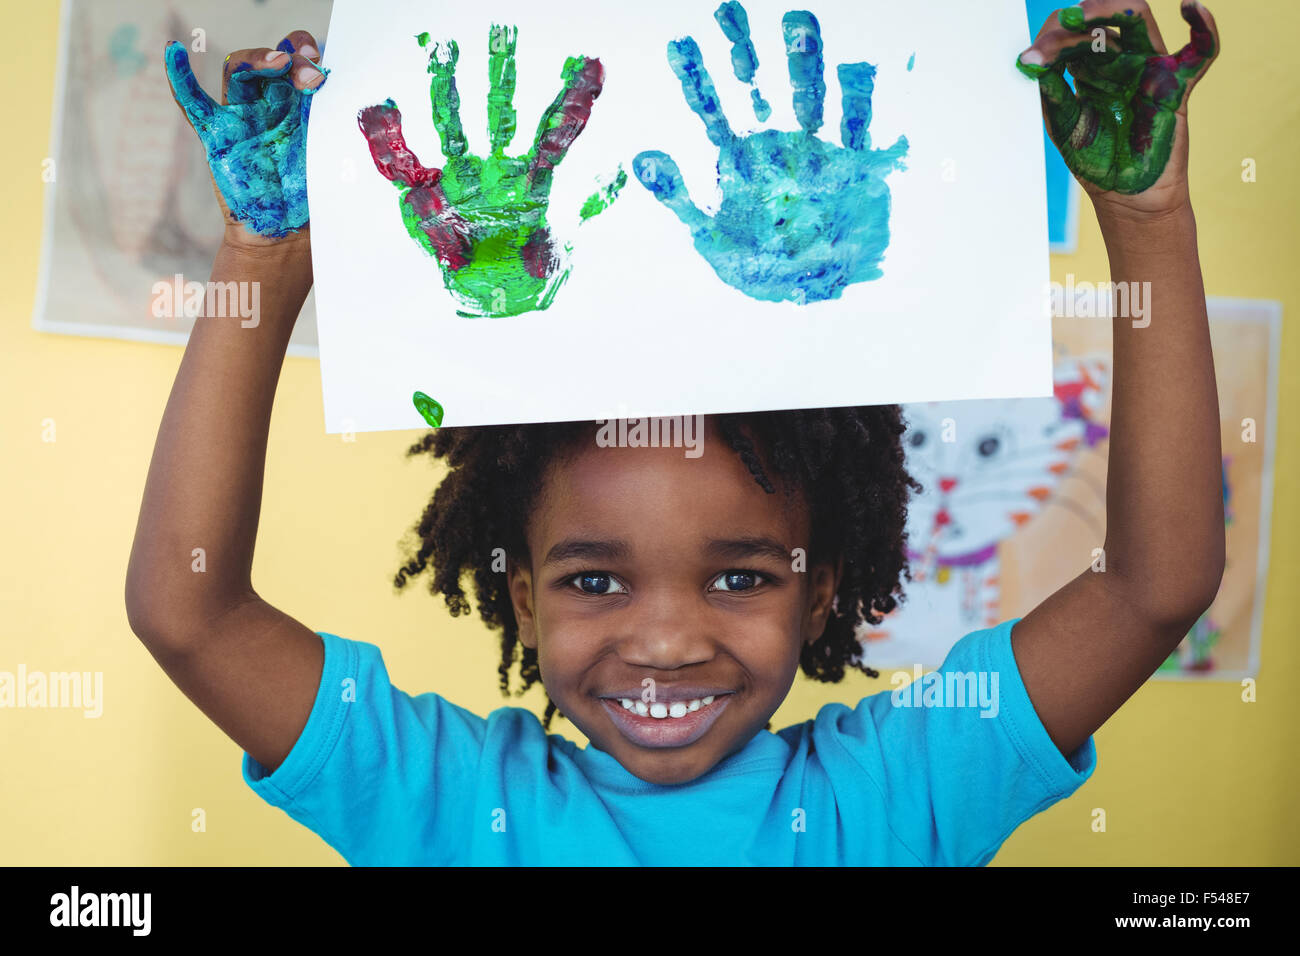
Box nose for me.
[614,585,716,672]
[938,477,958,494]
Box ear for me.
[802,554,843,646]
[507,559,539,650]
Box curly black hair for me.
[392,408,921,729]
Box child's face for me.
[507,422,839,785]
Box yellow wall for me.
[1,0,1295,865]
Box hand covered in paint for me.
[165,30,327,243]
[1018,0,1219,208]
[359,27,620,319]
[635,3,908,305]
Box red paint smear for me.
[521,228,556,279]
[358,103,440,187]
[408,186,473,271]
[358,103,472,271]
[1131,4,1213,157]
[1180,4,1216,62]
[529,58,605,180]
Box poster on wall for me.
[308,0,1053,431]
[32,0,329,355]
[863,298,1279,680]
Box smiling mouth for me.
[599,694,733,749]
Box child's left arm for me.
[1011,0,1223,757]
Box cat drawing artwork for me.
[862,355,1112,669]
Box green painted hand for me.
[359,26,623,318]
[1017,0,1218,197]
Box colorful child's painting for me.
[863,299,1279,680]
[309,0,1053,431]
[30,1,1078,397]
[32,0,330,355]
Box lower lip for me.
[600,696,732,749]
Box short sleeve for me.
[241,632,489,865]
[812,619,1096,866]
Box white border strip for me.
[30,0,72,342]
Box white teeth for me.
[615,696,726,719]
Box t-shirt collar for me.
[575,728,790,791]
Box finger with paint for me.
[783,11,827,134]
[358,25,623,319]
[714,1,771,121]
[634,151,712,235]
[1016,0,1219,196]
[164,30,329,239]
[526,55,606,199]
[356,99,472,270]
[664,37,735,148]
[222,35,324,104]
[274,30,328,93]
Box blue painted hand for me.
[165,41,327,238]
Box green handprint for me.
[359,26,622,318]
[1016,1,1217,195]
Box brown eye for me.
[711,570,760,592]
[571,572,627,595]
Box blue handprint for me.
[165,42,326,238]
[635,3,908,305]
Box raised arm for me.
[1010,1,1224,756]
[125,33,328,773]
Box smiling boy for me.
[127,2,1224,865]
[511,416,882,787]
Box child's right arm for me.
[126,33,327,774]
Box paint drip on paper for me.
[412,391,445,428]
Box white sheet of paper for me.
[308,0,1051,432]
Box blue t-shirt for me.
[242,618,1096,865]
